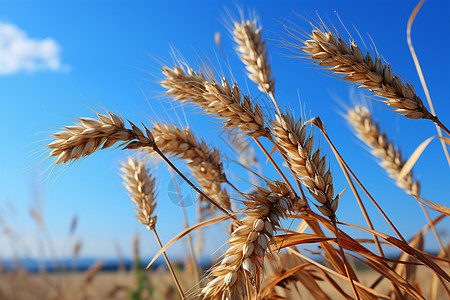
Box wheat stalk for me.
[300,28,433,120]
[161,65,269,138]
[270,112,337,217]
[152,122,231,211]
[347,105,420,196]
[232,19,274,95]
[47,111,154,164]
[201,181,295,299]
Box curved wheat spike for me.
[161,65,269,138]
[151,122,231,211]
[47,111,154,165]
[347,105,447,255]
[299,28,432,120]
[120,157,158,230]
[233,18,274,95]
[347,106,420,195]
[270,112,337,217]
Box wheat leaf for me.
[399,136,450,181]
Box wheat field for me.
[2,1,449,300]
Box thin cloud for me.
[0,22,69,75]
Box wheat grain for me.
[300,29,433,120]
[201,181,296,299]
[347,105,420,196]
[161,65,269,137]
[270,112,338,217]
[47,111,154,165]
[120,157,158,230]
[233,19,274,95]
[151,122,231,210]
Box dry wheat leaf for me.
[146,215,231,269]
[261,263,311,297]
[270,233,334,251]
[416,196,450,216]
[399,136,450,180]
[315,269,354,300]
[341,222,450,281]
[300,252,396,299]
[348,253,425,300]
[296,220,309,233]
[296,269,332,300]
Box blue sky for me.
[1,0,449,261]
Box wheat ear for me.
[120,157,184,298]
[47,111,154,164]
[347,106,420,196]
[232,16,283,117]
[120,157,158,230]
[347,106,448,255]
[301,29,433,120]
[232,19,274,95]
[201,181,295,299]
[270,112,337,217]
[161,65,269,138]
[152,122,230,211]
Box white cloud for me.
[0,22,68,75]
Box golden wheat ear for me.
[120,157,158,230]
[232,18,274,96]
[347,105,448,255]
[271,112,336,216]
[201,180,296,299]
[161,64,269,138]
[347,105,420,196]
[299,28,432,120]
[47,111,154,165]
[120,157,185,298]
[151,122,231,212]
